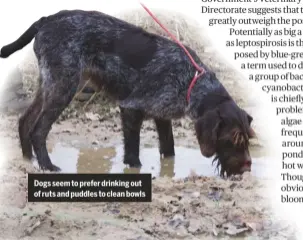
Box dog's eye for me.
[224,140,245,150]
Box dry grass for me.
[118,9,209,58]
[18,49,39,97]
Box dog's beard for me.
[212,155,225,177]
[212,154,238,178]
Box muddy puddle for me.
[32,143,272,179]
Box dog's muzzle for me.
[240,160,252,173]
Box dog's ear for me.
[245,112,256,138]
[195,109,221,157]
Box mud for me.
[0,8,296,240]
[0,110,295,240]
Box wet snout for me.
[240,153,252,173]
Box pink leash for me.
[140,2,206,103]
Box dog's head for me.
[195,100,256,177]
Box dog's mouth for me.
[213,156,252,177]
[239,160,252,173]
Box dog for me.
[0,9,256,177]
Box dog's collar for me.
[186,70,206,103]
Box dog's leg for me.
[29,70,79,171]
[154,119,175,158]
[120,107,144,167]
[18,86,43,160]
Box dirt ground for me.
[0,9,297,240]
[0,113,296,240]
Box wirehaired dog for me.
[0,10,256,177]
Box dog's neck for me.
[186,73,233,120]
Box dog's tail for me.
[0,16,48,58]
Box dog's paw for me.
[40,163,61,172]
[51,164,61,172]
[23,153,34,161]
[124,158,142,168]
[160,149,175,158]
[127,162,142,168]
